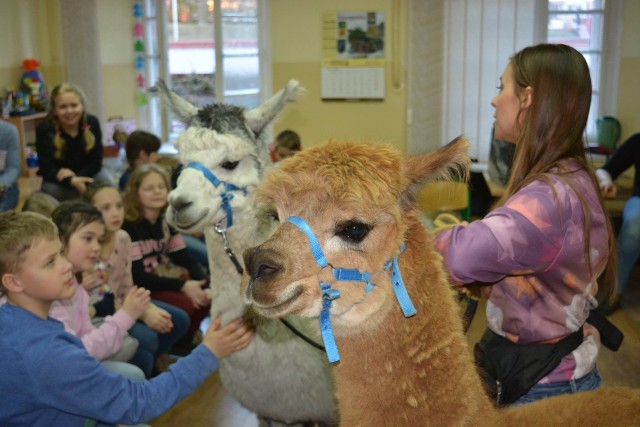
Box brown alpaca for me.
[240,137,640,426]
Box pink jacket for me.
[49,278,135,360]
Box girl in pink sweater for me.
[49,200,150,379]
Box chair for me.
[417,181,471,223]
[487,127,515,186]
[587,116,622,157]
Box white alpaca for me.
[157,80,337,426]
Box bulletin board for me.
[321,11,385,101]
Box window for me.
[547,0,616,138]
[441,0,621,163]
[140,0,266,142]
[442,0,541,163]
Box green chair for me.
[594,116,622,157]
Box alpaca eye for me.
[221,161,239,170]
[268,211,280,222]
[337,221,371,243]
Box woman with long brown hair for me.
[434,44,616,405]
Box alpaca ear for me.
[400,136,471,210]
[245,80,304,136]
[152,79,199,124]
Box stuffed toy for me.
[19,58,48,112]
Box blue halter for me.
[287,216,416,363]
[185,161,248,228]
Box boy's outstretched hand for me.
[122,286,151,320]
[203,316,254,358]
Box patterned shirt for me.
[434,160,609,383]
[123,217,205,293]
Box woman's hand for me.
[601,183,618,199]
[122,286,151,320]
[595,168,618,199]
[70,176,94,193]
[56,168,76,181]
[182,279,212,309]
[202,315,254,358]
[140,303,173,334]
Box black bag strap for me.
[588,309,624,351]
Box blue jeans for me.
[183,233,209,269]
[616,196,640,295]
[513,367,602,406]
[127,300,190,377]
[0,182,19,212]
[41,169,113,201]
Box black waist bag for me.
[474,327,584,406]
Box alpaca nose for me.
[243,247,283,284]
[170,195,192,212]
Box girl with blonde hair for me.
[36,82,112,201]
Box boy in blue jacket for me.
[0,211,253,427]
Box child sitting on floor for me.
[119,131,209,272]
[84,182,190,377]
[123,164,211,346]
[21,191,61,216]
[0,210,253,426]
[119,130,161,191]
[49,200,148,379]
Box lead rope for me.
[213,223,244,274]
[287,216,417,363]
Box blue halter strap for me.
[186,161,248,228]
[383,245,416,317]
[286,216,416,363]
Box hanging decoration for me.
[132,1,148,106]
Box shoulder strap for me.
[588,309,624,351]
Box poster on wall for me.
[321,11,385,100]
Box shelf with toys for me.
[1,59,49,177]
[0,112,47,177]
